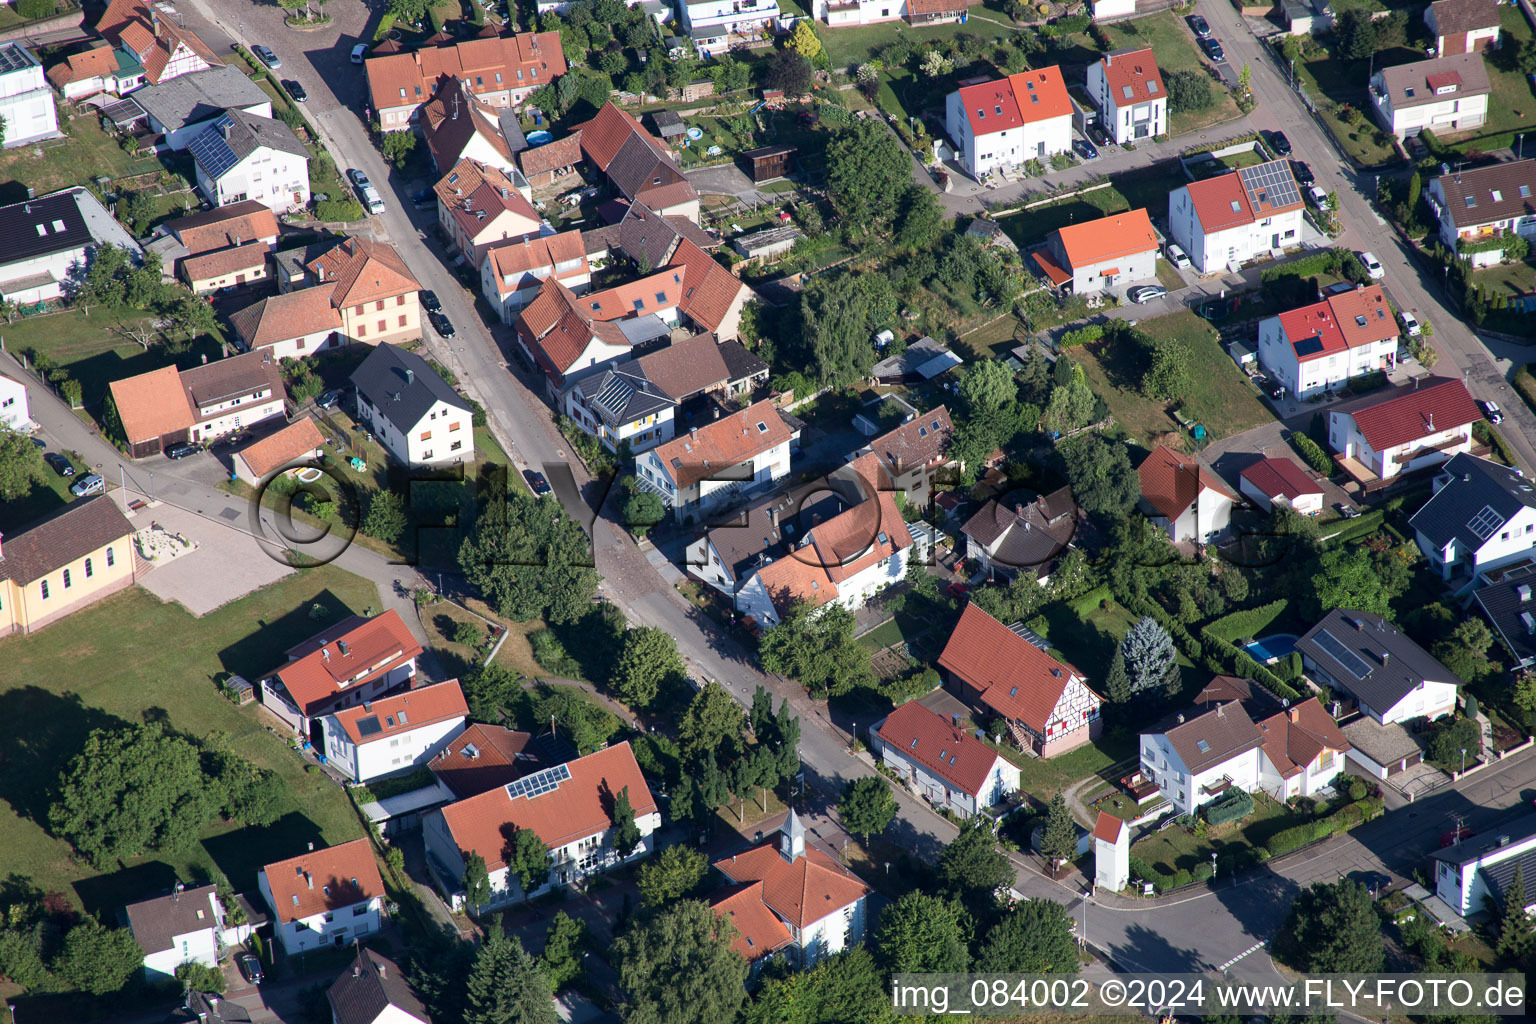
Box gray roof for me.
[702,486,849,585]
[327,948,429,1024]
[575,362,674,424]
[1375,52,1491,111]
[125,884,219,955]
[1432,158,1536,230]
[718,339,768,384]
[1409,452,1536,552]
[1296,609,1463,711]
[133,66,268,132]
[1152,701,1265,775]
[189,109,307,181]
[350,343,470,436]
[1430,811,1536,866]
[170,992,252,1024]
[1472,562,1536,667]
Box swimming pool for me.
[1243,633,1299,663]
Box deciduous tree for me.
[613,900,748,1024]
[458,489,600,624]
[937,818,1012,912]
[0,425,46,501]
[506,827,553,897]
[825,119,910,229]
[678,680,746,762]
[1059,433,1138,521]
[798,271,895,385]
[53,919,143,996]
[838,776,896,843]
[759,602,876,698]
[1280,880,1384,973]
[743,947,897,1024]
[613,626,682,708]
[975,900,1079,973]
[875,892,970,974]
[638,844,707,907]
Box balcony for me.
[1121,769,1161,803]
[1199,775,1234,797]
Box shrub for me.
[16,0,56,20]
[314,198,365,223]
[1059,324,1104,348]
[529,628,578,676]
[1206,600,1290,643]
[1290,432,1333,475]
[1204,787,1255,826]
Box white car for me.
[1307,185,1329,208]
[1359,251,1385,280]
[70,473,105,497]
[1399,311,1421,337]
[1166,243,1191,270]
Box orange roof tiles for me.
[711,883,793,962]
[438,742,656,867]
[1327,284,1395,348]
[957,77,1023,136]
[274,610,423,716]
[1093,810,1125,844]
[228,284,343,350]
[1006,67,1073,123]
[485,232,587,295]
[713,842,869,928]
[366,30,566,112]
[573,102,668,172]
[236,417,325,479]
[520,132,584,178]
[875,700,1001,796]
[169,200,280,255]
[939,603,1088,734]
[108,364,195,445]
[435,157,540,243]
[1052,208,1158,269]
[668,238,751,334]
[1255,698,1351,778]
[330,679,468,745]
[1137,444,1235,522]
[307,238,420,310]
[651,398,792,490]
[261,839,384,924]
[47,44,118,88]
[1101,48,1164,106]
[1186,172,1254,232]
[180,240,270,284]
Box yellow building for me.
[0,496,137,636]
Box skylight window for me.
[1030,95,1039,104]
[1008,686,1018,698]
[1122,85,1134,100]
[1196,739,1210,753]
[633,299,645,310]
[1404,87,1415,98]
[910,738,919,749]
[1355,315,1367,327]
[757,421,768,432]
[1230,200,1241,212]
[50,220,64,232]
[994,105,1002,114]
[976,109,984,119]
[1148,81,1158,94]
[1522,185,1531,198]
[1492,190,1504,202]
[932,419,941,429]
[1466,195,1477,208]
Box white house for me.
[1327,376,1481,487]
[1256,284,1400,399]
[1168,160,1305,273]
[480,232,590,322]
[1411,452,1536,582]
[1239,457,1324,515]
[436,159,542,266]
[258,839,385,956]
[1296,609,1462,724]
[944,67,1073,181]
[188,110,310,212]
[350,344,474,468]
[562,362,675,455]
[258,611,424,738]
[1137,445,1236,545]
[0,43,58,149]
[131,65,271,151]
[0,189,93,304]
[125,884,243,983]
[327,948,431,1024]
[870,700,1021,818]
[0,372,32,432]
[1093,812,1129,893]
[1432,811,1536,918]
[320,680,469,784]
[1426,158,1536,267]
[1086,48,1165,144]
[636,398,794,525]
[680,0,781,57]
[423,742,660,910]
[1370,52,1490,140]
[1425,0,1501,58]
[1035,208,1159,296]
[711,810,871,967]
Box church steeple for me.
[779,807,805,862]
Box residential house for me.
[232,417,326,485]
[711,811,871,967]
[869,700,1022,818]
[1432,811,1536,918]
[939,602,1103,757]
[0,189,93,303]
[258,610,424,738]
[961,485,1079,580]
[419,75,533,177]
[350,344,473,468]
[0,43,59,148]
[1254,697,1353,803]
[1425,0,1501,57]
[131,65,271,150]
[0,497,136,636]
[1472,562,1536,669]
[157,199,280,277]
[170,993,251,1024]
[96,0,219,89]
[188,109,309,212]
[574,103,700,220]
[430,723,545,799]
[108,350,286,458]
[1410,452,1536,581]
[1238,457,1324,515]
[1256,283,1401,399]
[367,30,566,129]
[853,405,957,508]
[1326,375,1481,488]
[684,487,833,602]
[327,948,431,1024]
[1426,158,1536,267]
[0,371,32,432]
[436,157,542,266]
[868,336,964,385]
[424,742,660,909]
[257,839,386,956]
[320,680,469,784]
[517,131,584,189]
[1296,608,1462,724]
[1085,48,1165,144]
[1137,444,1236,544]
[46,43,133,100]
[1034,208,1159,296]
[481,232,589,322]
[815,0,976,27]
[944,67,1073,180]
[1168,159,1305,273]
[179,242,272,294]
[1370,52,1490,140]
[125,884,245,983]
[637,398,793,524]
[681,0,781,57]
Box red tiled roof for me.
[1185,172,1254,232]
[668,238,751,334]
[262,839,384,923]
[1327,284,1396,348]
[1137,444,1235,522]
[485,232,588,295]
[875,700,1002,796]
[939,603,1088,733]
[47,44,119,88]
[108,364,195,445]
[438,742,656,867]
[169,200,280,255]
[435,157,540,245]
[713,842,869,928]
[957,77,1023,137]
[228,284,343,350]
[1255,697,1351,778]
[180,240,269,284]
[1006,66,1073,122]
[572,101,667,171]
[651,398,792,490]
[1344,375,1481,452]
[308,238,419,310]
[330,679,467,745]
[1101,48,1164,106]
[710,883,793,962]
[1425,70,1463,92]
[365,30,566,112]
[1239,457,1321,502]
[236,418,325,479]
[1033,250,1071,287]
[431,723,534,798]
[274,611,423,716]
[519,132,584,178]
[1093,810,1124,844]
[1277,298,1347,361]
[1052,208,1158,269]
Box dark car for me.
[1074,137,1099,160]
[420,289,441,313]
[317,389,345,409]
[410,188,434,208]
[166,442,203,459]
[523,468,551,495]
[30,436,46,449]
[428,310,455,338]
[1188,14,1210,37]
[283,80,307,103]
[1268,130,1292,157]
[1291,160,1314,186]
[44,452,74,477]
[1200,37,1225,62]
[237,952,264,986]
[347,168,371,188]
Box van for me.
[351,43,368,64]
[361,184,385,216]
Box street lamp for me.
[1461,747,1467,775]
[1211,851,1218,881]
[1289,58,1295,89]
[1080,891,1089,948]
[1521,134,1526,161]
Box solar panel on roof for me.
[356,715,382,737]
[1239,161,1300,212]
[1294,335,1325,357]
[1313,629,1373,680]
[189,114,241,180]
[1469,504,1506,540]
[505,762,571,800]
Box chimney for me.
[321,646,330,660]
[353,963,361,978]
[317,264,325,282]
[405,368,414,385]
[376,959,386,979]
[690,426,698,439]
[1288,707,1299,723]
[1381,651,1390,666]
[338,639,351,656]
[201,353,208,364]
[308,841,315,851]
[1176,713,1184,724]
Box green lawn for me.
[0,566,375,914]
[987,727,1137,801]
[819,19,1012,69]
[996,159,1190,250]
[1097,14,1242,135]
[0,104,165,195]
[1443,6,1536,157]
[1130,792,1298,874]
[1072,310,1273,446]
[0,445,94,533]
[1290,46,1403,168]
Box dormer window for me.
[976,109,984,119]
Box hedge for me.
[1290,433,1334,475]
[1040,13,1091,36]
[1266,797,1383,857]
[1060,324,1105,348]
[1515,365,1536,419]
[1206,599,1290,643]
[1198,626,1302,701]
[1321,509,1386,545]
[1484,423,1518,467]
[1205,788,1254,826]
[1182,132,1261,158]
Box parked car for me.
[237,952,264,985]
[1291,160,1315,186]
[1166,243,1191,269]
[428,310,455,338]
[523,468,551,495]
[1074,137,1099,161]
[252,45,281,70]
[1128,284,1167,304]
[351,43,368,64]
[283,80,307,103]
[70,473,105,497]
[1200,37,1225,62]
[1267,130,1292,157]
[1307,185,1329,208]
[1335,502,1361,519]
[317,389,345,409]
[347,168,370,188]
[1188,14,1210,37]
[410,188,434,208]
[420,290,441,313]
[359,184,385,216]
[1358,251,1385,279]
[166,442,203,459]
[1481,400,1504,424]
[44,452,74,477]
[1399,310,1421,336]
[30,436,46,449]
